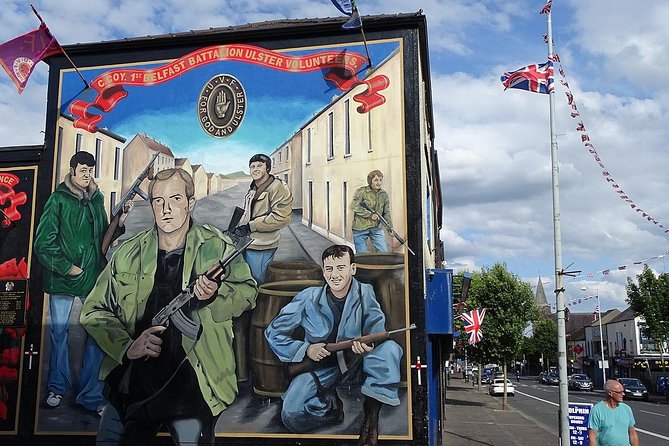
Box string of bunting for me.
[549,294,595,310]
[577,251,669,279]
[545,37,669,236]
[542,34,669,278]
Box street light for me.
[582,287,606,387]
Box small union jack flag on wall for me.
[500,61,554,94]
[462,308,487,345]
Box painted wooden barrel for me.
[354,252,408,383]
[250,279,324,397]
[234,261,322,383]
[265,260,322,283]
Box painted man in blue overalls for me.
[266,244,402,446]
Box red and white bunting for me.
[543,42,669,280]
[553,53,669,235]
[575,252,669,279]
[550,294,596,310]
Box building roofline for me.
[54,13,427,54]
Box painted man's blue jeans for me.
[48,293,106,411]
[243,248,277,285]
[353,227,388,253]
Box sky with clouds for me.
[1,0,668,314]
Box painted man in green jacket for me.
[34,151,130,415]
[351,170,391,253]
[80,168,257,445]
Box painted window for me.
[344,99,351,156]
[327,112,334,160]
[114,147,121,180]
[94,138,102,178]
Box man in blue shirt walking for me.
[588,379,639,446]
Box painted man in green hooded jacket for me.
[80,168,257,445]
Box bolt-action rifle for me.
[287,324,416,377]
[151,235,253,340]
[101,152,159,255]
[360,201,415,255]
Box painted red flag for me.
[0,22,62,94]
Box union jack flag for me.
[462,308,487,345]
[566,91,574,104]
[592,305,600,323]
[500,61,554,94]
[540,0,553,14]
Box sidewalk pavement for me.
[443,377,557,446]
[286,210,334,264]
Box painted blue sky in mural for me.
[59,41,398,174]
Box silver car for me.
[568,374,593,391]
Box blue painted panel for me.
[425,268,453,334]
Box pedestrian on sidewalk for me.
[588,379,639,446]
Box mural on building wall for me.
[36,38,414,443]
[0,166,37,433]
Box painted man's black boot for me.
[356,396,382,446]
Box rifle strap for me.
[123,340,198,421]
[336,350,348,374]
[309,371,326,397]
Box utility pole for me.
[545,9,570,445]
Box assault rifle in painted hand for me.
[101,152,159,255]
[287,324,416,378]
[222,205,246,244]
[151,235,253,340]
[360,201,415,255]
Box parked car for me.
[568,374,593,391]
[489,378,515,396]
[477,372,493,385]
[483,365,500,377]
[617,378,649,401]
[538,372,548,384]
[545,373,560,385]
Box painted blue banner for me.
[568,402,592,446]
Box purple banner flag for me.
[0,23,62,94]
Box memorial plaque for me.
[0,279,28,327]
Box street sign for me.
[573,344,583,355]
[568,402,592,446]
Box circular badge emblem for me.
[198,74,246,138]
[13,57,34,83]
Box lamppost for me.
[582,287,606,387]
[660,321,668,385]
